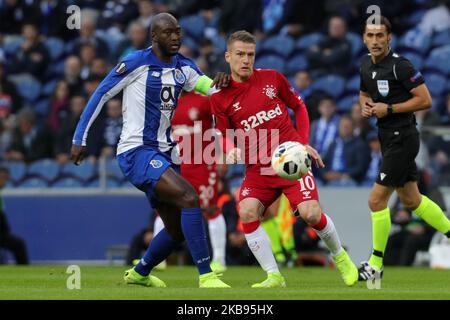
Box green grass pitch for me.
[0,265,449,300]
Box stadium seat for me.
[337,94,358,113]
[398,28,431,55]
[42,80,58,96]
[346,74,360,92]
[295,32,324,52]
[18,177,48,188]
[4,161,27,183]
[51,177,83,188]
[211,35,227,54]
[8,74,42,103]
[27,159,60,182]
[3,36,23,56]
[400,51,423,70]
[105,158,125,180]
[423,72,447,96]
[62,161,97,182]
[311,74,345,98]
[260,35,295,58]
[45,37,65,61]
[424,45,450,75]
[432,28,450,48]
[85,177,121,188]
[34,99,50,117]
[255,54,285,73]
[346,32,364,58]
[285,54,308,75]
[179,15,206,41]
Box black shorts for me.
[377,126,420,188]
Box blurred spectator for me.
[90,58,109,78]
[83,75,102,98]
[79,43,98,80]
[264,0,325,37]
[196,39,228,77]
[118,22,150,60]
[361,131,382,186]
[416,108,441,145]
[100,98,123,158]
[38,0,73,39]
[54,95,86,164]
[0,117,13,161]
[440,93,450,126]
[0,0,28,35]
[47,81,70,133]
[218,0,263,35]
[8,24,50,81]
[5,107,54,163]
[428,134,450,187]
[0,62,23,113]
[72,18,109,59]
[0,167,29,264]
[305,16,351,76]
[350,101,374,140]
[384,190,447,266]
[136,0,157,29]
[292,70,322,122]
[310,97,340,157]
[321,116,370,186]
[97,0,139,32]
[179,44,195,59]
[64,55,84,95]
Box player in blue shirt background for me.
[71,13,230,288]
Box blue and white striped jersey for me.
[72,47,204,155]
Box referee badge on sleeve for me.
[377,80,389,97]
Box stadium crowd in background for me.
[0,0,449,266]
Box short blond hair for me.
[227,30,256,49]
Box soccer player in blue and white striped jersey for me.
[71,13,230,288]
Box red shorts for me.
[181,164,218,208]
[238,169,320,211]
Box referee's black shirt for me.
[360,49,425,129]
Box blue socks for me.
[134,228,178,276]
[181,207,212,275]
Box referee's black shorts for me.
[377,126,420,188]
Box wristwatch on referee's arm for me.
[387,104,394,115]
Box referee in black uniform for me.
[358,16,450,281]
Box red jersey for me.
[210,69,310,174]
[172,92,218,208]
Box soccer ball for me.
[271,141,312,181]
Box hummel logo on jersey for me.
[151,71,161,77]
[233,102,242,112]
[263,85,276,99]
[241,187,251,197]
[372,71,377,79]
[380,173,386,181]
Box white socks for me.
[313,214,343,256]
[208,214,227,266]
[244,225,279,273]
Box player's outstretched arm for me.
[71,54,144,165]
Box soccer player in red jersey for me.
[171,91,227,273]
[210,31,358,288]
